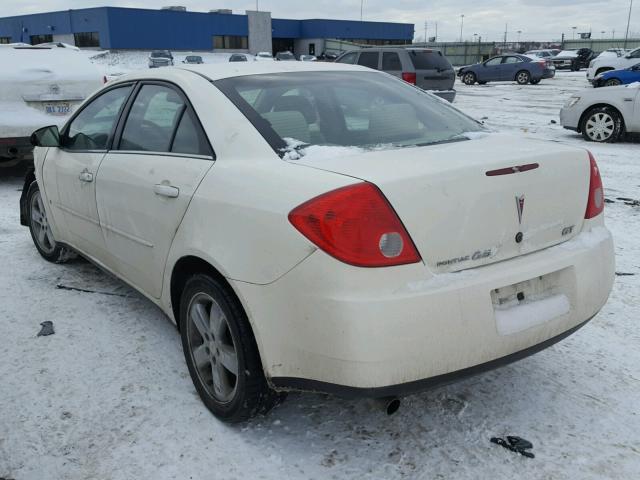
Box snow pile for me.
[0,48,101,84]
[495,294,571,336]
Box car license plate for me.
[44,102,71,116]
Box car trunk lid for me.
[289,134,590,273]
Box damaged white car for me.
[21,62,614,422]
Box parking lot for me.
[1,71,639,479]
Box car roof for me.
[116,61,370,83]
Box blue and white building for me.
[0,7,414,56]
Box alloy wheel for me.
[517,72,530,84]
[186,292,239,403]
[30,190,56,255]
[585,112,615,141]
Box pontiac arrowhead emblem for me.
[515,195,525,224]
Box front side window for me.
[485,57,503,66]
[503,56,522,64]
[120,85,185,152]
[336,51,358,64]
[215,71,483,155]
[357,52,380,69]
[64,85,132,151]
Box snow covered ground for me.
[1,70,639,480]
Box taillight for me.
[402,72,417,85]
[288,183,421,267]
[585,150,604,219]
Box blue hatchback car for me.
[458,54,555,85]
[593,63,640,87]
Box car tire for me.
[462,72,476,85]
[516,70,530,85]
[179,274,284,423]
[604,78,622,87]
[580,106,624,143]
[26,182,74,263]
[530,78,541,85]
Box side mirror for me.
[30,125,60,147]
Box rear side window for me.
[171,109,211,156]
[120,85,185,152]
[503,56,522,64]
[382,52,402,71]
[357,52,380,69]
[336,52,358,64]
[409,51,452,70]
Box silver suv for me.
[336,48,456,102]
[148,50,174,68]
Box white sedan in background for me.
[22,62,614,422]
[560,83,640,142]
[0,46,104,167]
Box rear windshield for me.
[277,53,295,59]
[408,50,452,70]
[556,50,577,57]
[214,71,483,156]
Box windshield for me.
[278,52,295,59]
[214,71,484,156]
[556,50,577,57]
[151,51,170,58]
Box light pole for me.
[572,26,577,39]
[601,30,606,39]
[360,0,364,21]
[460,14,465,42]
[517,30,522,44]
[624,0,634,48]
[424,21,428,44]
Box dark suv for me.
[335,48,456,102]
[148,50,174,68]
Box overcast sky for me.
[5,0,640,42]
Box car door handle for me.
[79,169,93,183]
[153,184,179,198]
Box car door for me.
[95,82,215,298]
[480,56,503,81]
[501,56,523,80]
[47,83,134,262]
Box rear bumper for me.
[272,316,594,398]
[235,223,614,397]
[430,89,456,103]
[0,136,32,161]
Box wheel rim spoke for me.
[218,343,238,375]
[209,302,226,337]
[192,344,209,369]
[37,226,46,245]
[44,226,55,247]
[191,303,210,339]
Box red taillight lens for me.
[402,72,417,85]
[585,150,604,219]
[288,183,421,267]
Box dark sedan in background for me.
[458,54,555,85]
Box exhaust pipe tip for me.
[373,396,401,415]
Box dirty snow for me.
[1,69,639,479]
[495,294,571,336]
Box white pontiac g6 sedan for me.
[20,61,615,422]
